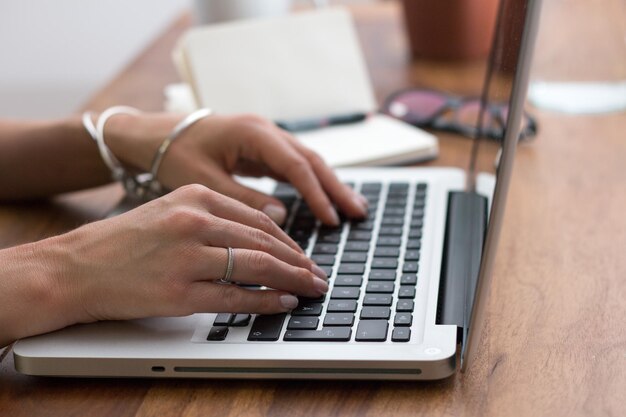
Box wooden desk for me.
[1,2,624,416]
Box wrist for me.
[0,239,82,345]
[105,112,182,173]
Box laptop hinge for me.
[436,191,488,344]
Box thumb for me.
[215,175,288,225]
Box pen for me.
[276,112,367,132]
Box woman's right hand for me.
[24,184,328,338]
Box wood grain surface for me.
[1,2,624,416]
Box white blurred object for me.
[528,81,626,114]
[164,83,198,113]
[192,0,329,25]
[529,0,626,114]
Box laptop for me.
[13,0,542,380]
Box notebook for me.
[13,0,543,379]
[170,6,439,166]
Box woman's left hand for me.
[107,112,368,225]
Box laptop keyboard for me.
[206,181,427,343]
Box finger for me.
[281,132,368,219]
[203,216,327,279]
[247,132,341,225]
[202,247,328,297]
[209,170,289,225]
[187,283,299,314]
[179,184,300,253]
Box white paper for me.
[176,7,376,121]
[296,114,438,167]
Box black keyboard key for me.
[385,199,407,207]
[327,300,358,312]
[378,226,403,236]
[406,239,421,249]
[355,320,388,341]
[403,262,419,273]
[416,183,427,190]
[360,306,391,319]
[311,254,335,266]
[398,286,416,298]
[348,231,372,241]
[392,327,411,342]
[341,252,368,263]
[408,229,422,239]
[247,314,287,341]
[344,241,370,251]
[396,300,415,312]
[334,275,363,287]
[321,266,333,277]
[313,243,339,254]
[287,316,319,330]
[207,326,229,341]
[291,303,323,316]
[366,282,395,294]
[363,294,393,306]
[298,294,326,303]
[384,207,406,216]
[284,327,351,341]
[389,182,409,191]
[381,217,405,226]
[368,269,396,281]
[316,233,341,244]
[213,313,233,326]
[400,274,417,285]
[377,236,402,246]
[230,314,251,327]
[413,200,425,209]
[331,287,360,299]
[410,219,424,228]
[351,221,374,231]
[412,208,425,218]
[374,247,400,257]
[338,264,365,275]
[323,313,355,327]
[361,182,382,193]
[394,313,413,326]
[371,258,399,269]
[404,250,420,261]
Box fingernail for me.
[279,294,299,310]
[357,193,369,208]
[326,207,340,226]
[262,204,287,224]
[311,264,328,280]
[353,194,368,214]
[313,277,329,294]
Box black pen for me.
[276,112,367,132]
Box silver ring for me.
[218,247,235,284]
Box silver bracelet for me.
[94,106,142,182]
[81,106,213,200]
[146,108,213,194]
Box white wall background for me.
[0,0,190,119]
[0,0,374,119]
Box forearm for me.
[0,240,81,347]
[0,116,113,200]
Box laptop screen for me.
[462,0,542,370]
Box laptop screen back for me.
[462,0,543,371]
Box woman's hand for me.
[0,184,328,346]
[106,113,368,225]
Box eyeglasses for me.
[382,88,537,142]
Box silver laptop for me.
[13,0,542,380]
